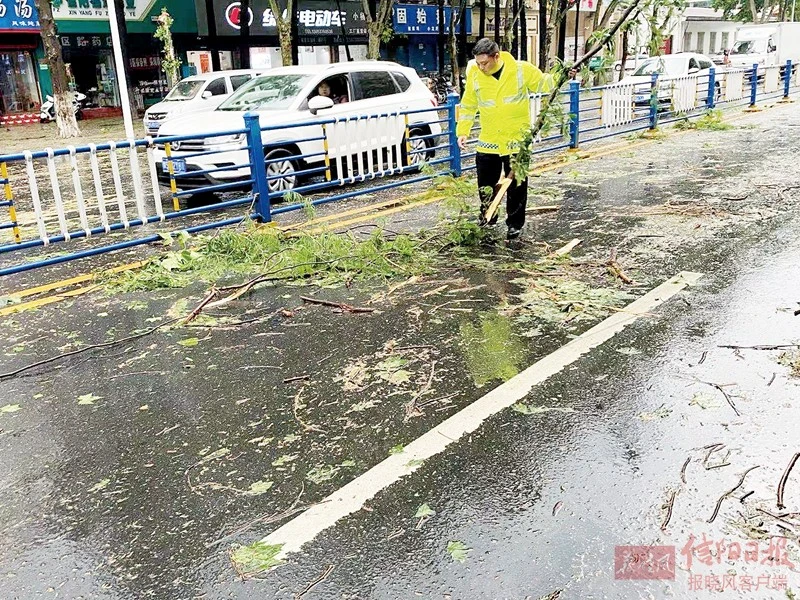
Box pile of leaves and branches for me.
[674,109,733,132]
[106,176,486,296]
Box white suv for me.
[143,69,265,136]
[153,62,441,194]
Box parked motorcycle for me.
[39,91,86,123]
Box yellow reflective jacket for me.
[456,52,554,155]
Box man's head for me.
[317,82,331,97]
[473,38,501,75]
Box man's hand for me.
[457,135,468,150]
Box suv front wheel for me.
[264,148,299,195]
[403,127,435,167]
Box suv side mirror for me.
[688,66,700,74]
[201,90,213,99]
[308,95,334,115]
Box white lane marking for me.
[261,271,704,561]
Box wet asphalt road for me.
[2,102,800,599]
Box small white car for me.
[620,53,720,105]
[153,62,441,194]
[143,69,264,136]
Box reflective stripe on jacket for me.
[456,51,554,156]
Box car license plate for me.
[146,120,159,130]
[162,157,186,174]
[634,94,648,102]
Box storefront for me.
[0,5,44,118]
[391,4,472,73]
[51,0,200,110]
[194,0,369,68]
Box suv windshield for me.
[166,80,205,101]
[730,39,767,54]
[218,74,312,111]
[633,57,686,77]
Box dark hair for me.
[473,38,500,57]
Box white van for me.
[143,69,265,136]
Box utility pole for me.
[494,0,501,43]
[205,0,221,70]
[107,0,134,139]
[240,0,251,68]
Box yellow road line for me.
[302,195,444,236]
[0,285,99,317]
[7,260,148,301]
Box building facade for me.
[0,0,46,120]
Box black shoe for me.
[506,227,522,240]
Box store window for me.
[0,51,40,114]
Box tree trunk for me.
[556,0,568,60]
[449,7,460,92]
[438,0,446,72]
[239,0,251,68]
[34,0,80,137]
[618,27,628,81]
[204,0,221,70]
[538,0,548,67]
[480,0,486,39]
[494,0,501,43]
[520,0,528,60]
[367,22,382,59]
[113,0,138,118]
[268,0,294,65]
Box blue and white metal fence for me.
[1,61,797,277]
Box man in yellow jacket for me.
[456,38,556,240]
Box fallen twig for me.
[300,295,375,314]
[283,374,310,384]
[681,457,691,484]
[293,386,325,433]
[386,528,405,541]
[0,317,182,380]
[698,351,708,365]
[768,373,777,386]
[708,466,759,523]
[661,490,677,531]
[205,484,308,549]
[405,360,437,421]
[183,289,218,325]
[294,564,335,600]
[606,247,634,284]
[719,343,800,350]
[527,205,561,212]
[553,238,582,256]
[696,379,741,417]
[756,507,797,528]
[739,490,755,503]
[777,452,800,510]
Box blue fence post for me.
[706,67,716,109]
[568,81,580,149]
[784,59,792,99]
[649,73,659,130]
[244,112,271,222]
[446,92,462,177]
[750,63,759,107]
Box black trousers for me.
[476,152,528,230]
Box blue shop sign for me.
[393,4,472,35]
[0,0,40,32]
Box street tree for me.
[711,0,796,21]
[266,0,295,65]
[362,0,393,60]
[33,0,80,137]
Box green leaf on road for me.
[389,444,405,455]
[0,404,21,413]
[690,392,721,410]
[230,541,284,576]
[245,480,274,495]
[340,459,356,467]
[638,405,672,421]
[306,464,340,484]
[88,478,111,493]
[414,503,436,519]
[178,337,200,347]
[616,347,642,356]
[271,454,298,467]
[447,540,471,563]
[77,393,102,405]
